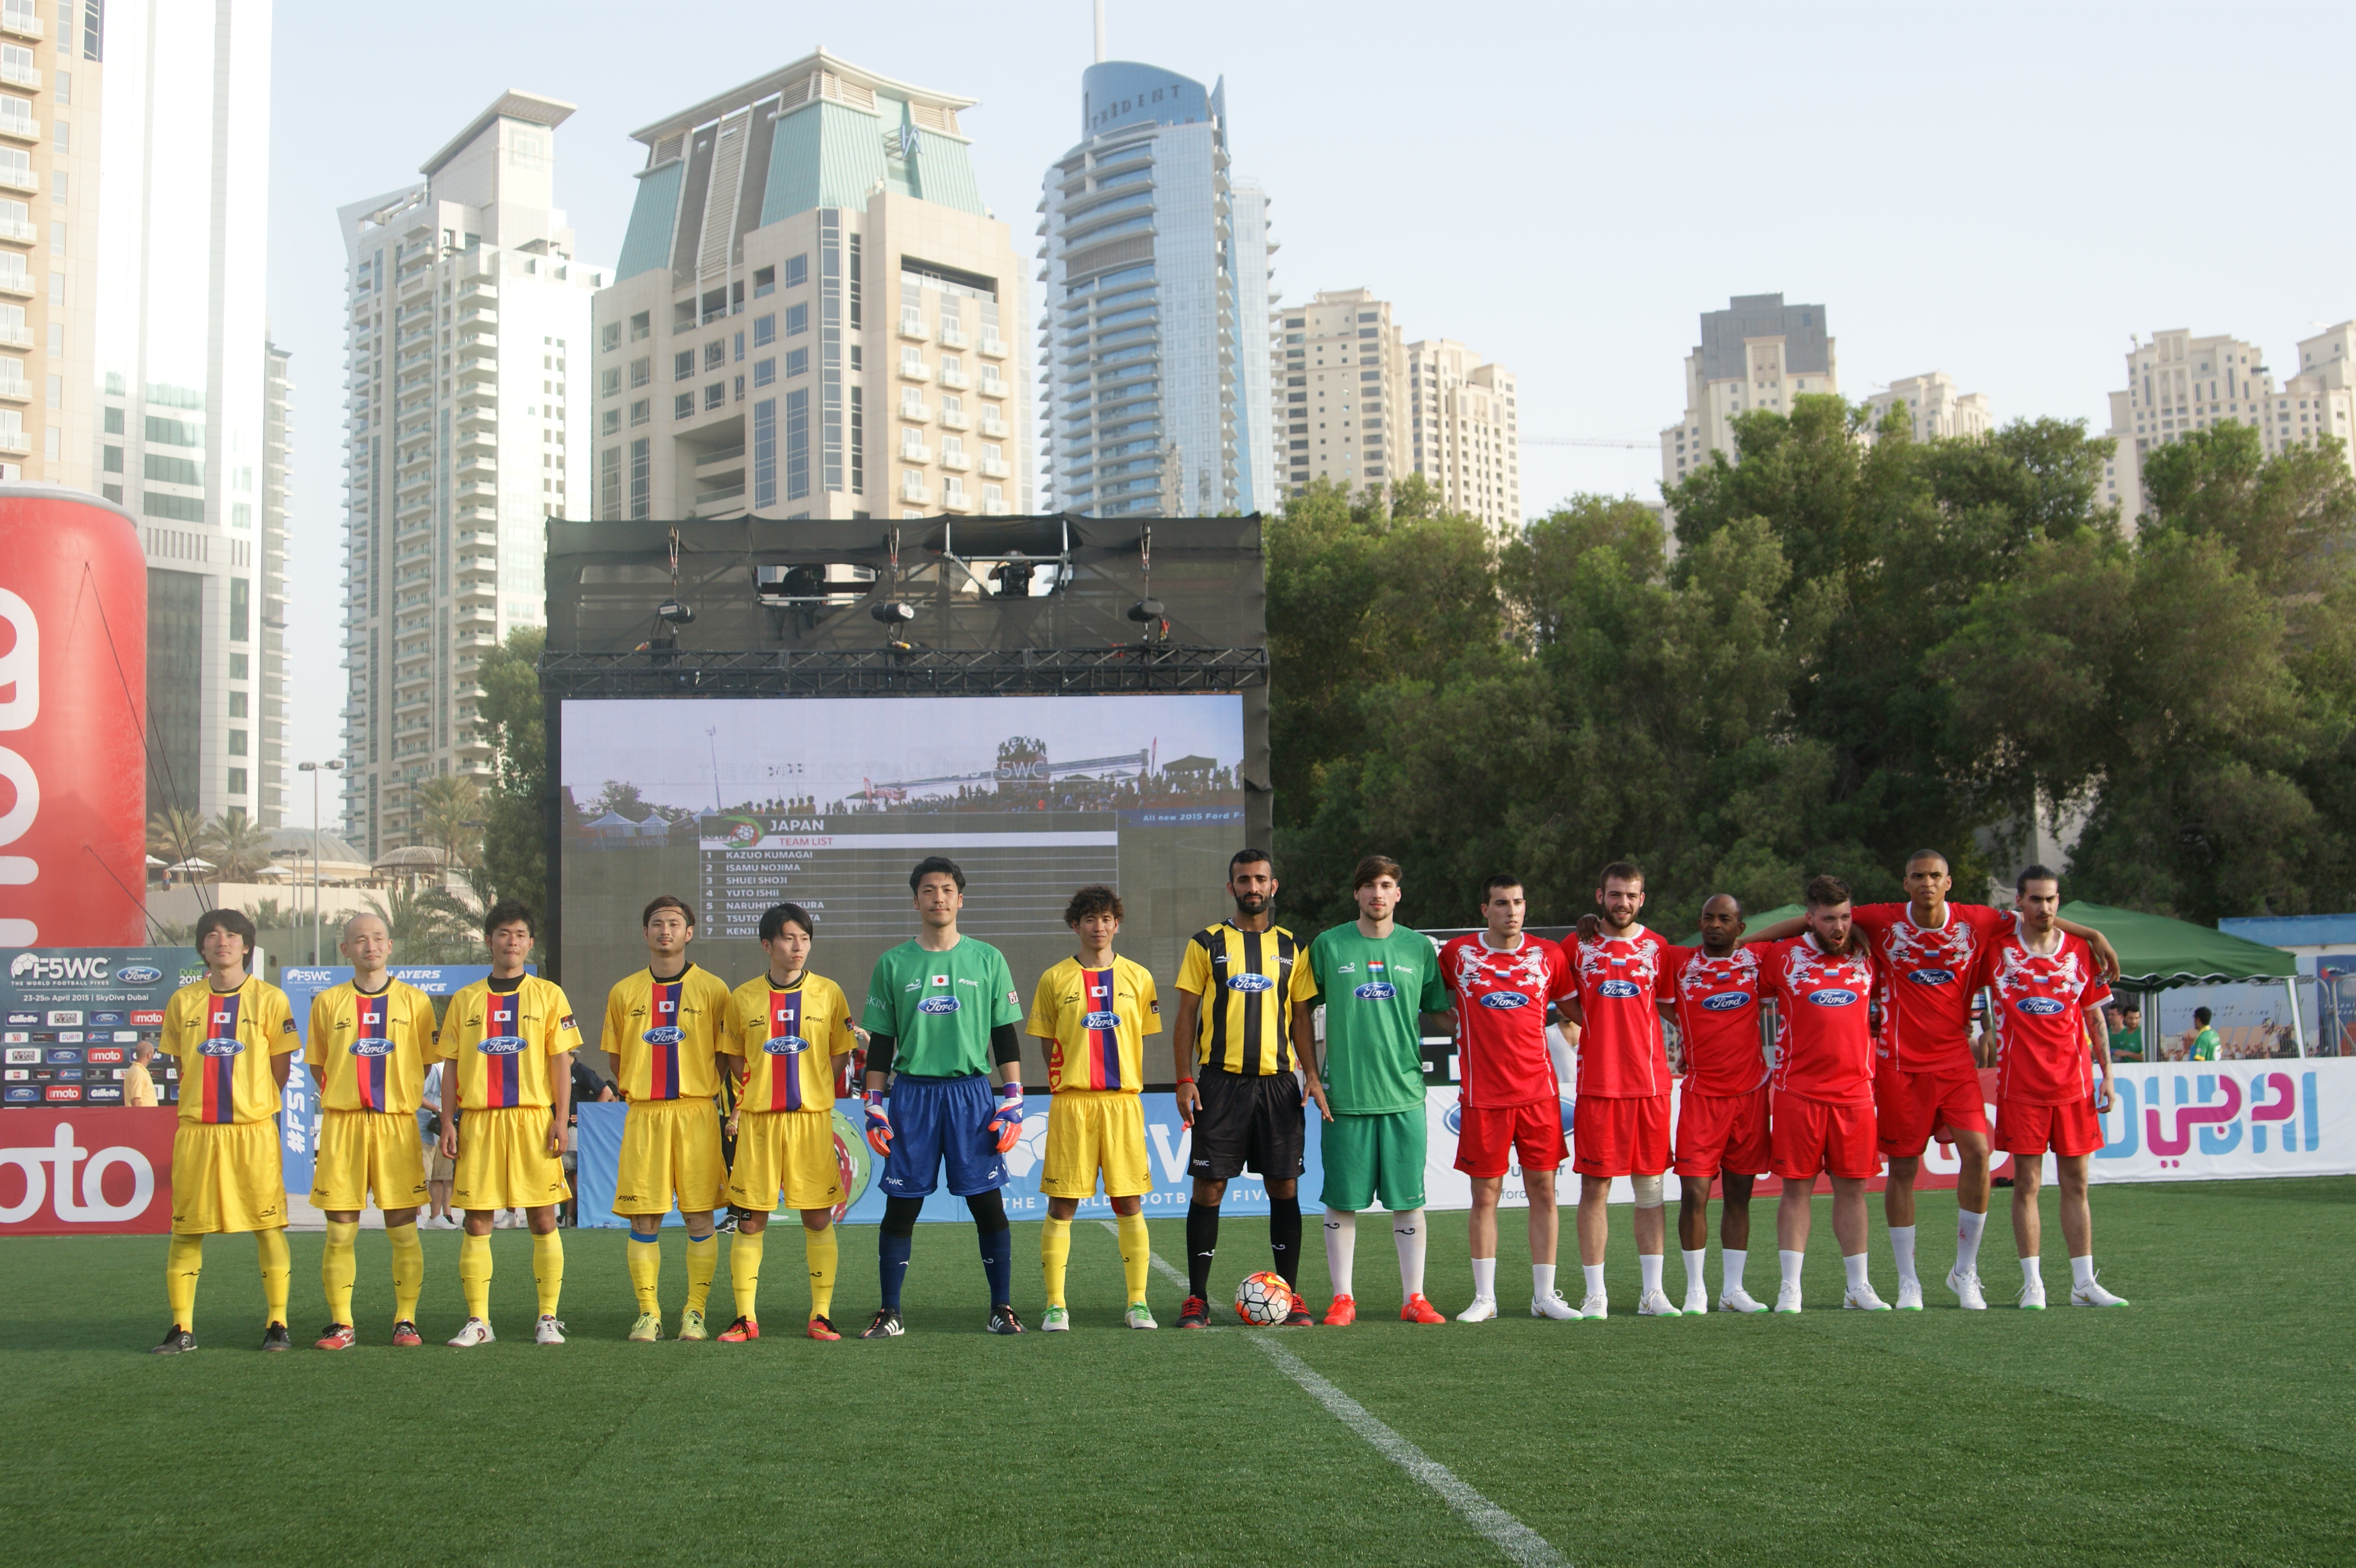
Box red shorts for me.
[1673,1085,1772,1179]
[1571,1093,1670,1178]
[1771,1093,1880,1181]
[1994,1097,2104,1159]
[1875,1065,1990,1158]
[1454,1099,1568,1179]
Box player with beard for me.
[1657,894,1773,1314]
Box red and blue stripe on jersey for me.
[767,987,804,1111]
[645,978,683,1099]
[350,992,390,1109]
[484,992,523,1108]
[1082,966,1122,1090]
[200,990,243,1123]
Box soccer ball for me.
[1233,1270,1294,1326]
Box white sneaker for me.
[2019,1277,2048,1310]
[1773,1282,1803,1314]
[1636,1289,1683,1317]
[1894,1277,1924,1311]
[2070,1276,2128,1308]
[1680,1289,1710,1317]
[534,1315,565,1346]
[1457,1297,1498,1322]
[1843,1283,1891,1311]
[1718,1288,1768,1314]
[1947,1266,1988,1311]
[447,1317,495,1348]
[1576,1292,1609,1320]
[1529,1289,1578,1321]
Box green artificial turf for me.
[2,1179,2350,1567]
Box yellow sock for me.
[459,1231,492,1322]
[1040,1216,1073,1308]
[685,1233,718,1316]
[1118,1211,1153,1305]
[166,1233,203,1330]
[626,1233,662,1314]
[256,1227,291,1325]
[386,1222,423,1325]
[804,1223,837,1321]
[322,1220,359,1326]
[532,1229,564,1318]
[729,1229,764,1322]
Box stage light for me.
[871,600,917,625]
[1126,597,1165,622]
[657,599,696,625]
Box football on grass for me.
[1234,1270,1294,1325]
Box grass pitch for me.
[3,1179,2350,1567]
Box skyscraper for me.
[2100,324,2356,521]
[0,0,102,491]
[592,51,1030,523]
[1039,60,1273,517]
[336,92,606,856]
[1659,293,1837,489]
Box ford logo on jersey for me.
[114,966,163,985]
[917,995,961,1015]
[1700,991,1752,1012]
[477,1035,527,1055]
[1352,982,1398,1000]
[198,1037,243,1056]
[762,1034,810,1055]
[349,1039,396,1057]
[1227,973,1273,992]
[642,1026,684,1046]
[1598,979,1642,998]
[1479,992,1531,1009]
[1084,1009,1122,1029]
[1908,968,1957,986]
[2016,996,2067,1015]
[1805,988,1859,1007]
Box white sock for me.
[2020,1255,2041,1290]
[1323,1208,1357,1298]
[1955,1209,1986,1274]
[1842,1252,1870,1292]
[1778,1249,1805,1290]
[1392,1208,1427,1299]
[1470,1256,1496,1300]
[1638,1252,1663,1296]
[1680,1248,1706,1295]
[2070,1255,2096,1290]
[1723,1247,1748,1296]
[1532,1262,1556,1300]
[1581,1262,1606,1299]
[1889,1224,1918,1286]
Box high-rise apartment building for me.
[1405,339,1519,531]
[1039,60,1273,517]
[594,51,1029,525]
[1660,293,1837,489]
[94,0,277,830]
[259,337,288,825]
[1864,371,1991,444]
[2100,323,2356,519]
[0,0,101,488]
[337,92,605,856]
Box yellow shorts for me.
[451,1105,570,1212]
[310,1108,429,1212]
[170,1120,288,1234]
[727,1109,847,1213]
[615,1097,727,1217]
[1040,1089,1152,1199]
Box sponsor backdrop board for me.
[0,1107,177,1234]
[1,947,202,1112]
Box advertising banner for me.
[0,1107,176,1234]
[2087,1058,2355,1182]
[1,947,201,1111]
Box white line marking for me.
[1109,1222,1570,1567]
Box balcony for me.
[978,334,1009,359]
[0,166,33,195]
[983,496,1012,516]
[897,440,932,464]
[940,448,972,472]
[938,322,968,349]
[940,483,974,514]
[898,399,931,424]
[980,457,1011,479]
[897,312,929,341]
[457,332,497,358]
[0,58,37,90]
[978,375,1010,399]
[937,363,970,390]
[937,405,969,431]
[897,355,931,382]
[0,322,27,348]
[0,376,25,404]
[0,114,37,144]
[979,414,1010,439]
[0,6,42,40]
[0,269,27,299]
[898,476,932,505]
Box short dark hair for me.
[1480,873,1523,903]
[1804,873,1852,910]
[641,894,696,929]
[1598,860,1644,889]
[483,898,537,940]
[758,902,815,942]
[1905,849,1951,873]
[2194,1006,2213,1025]
[910,855,966,894]
[194,907,257,959]
[1352,855,1402,890]
[1064,884,1124,925]
[1228,848,1273,875]
[2015,863,2060,897]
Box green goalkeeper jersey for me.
[1307,922,1449,1115]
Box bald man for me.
[305,914,440,1348]
[1657,895,1775,1311]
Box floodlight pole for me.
[299,759,344,964]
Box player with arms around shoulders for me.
[1300,856,1454,1326]
[1658,894,1775,1314]
[858,856,1031,1339]
[1439,874,1577,1321]
[1972,865,2127,1309]
[716,901,857,1342]
[306,912,437,1349]
[1173,850,1325,1329]
[152,909,302,1355]
[1032,885,1162,1330]
[439,900,580,1347]
[605,894,735,1343]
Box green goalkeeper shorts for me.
[1318,1109,1426,1213]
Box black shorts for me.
[1189,1066,1305,1182]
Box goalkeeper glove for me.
[862,1090,894,1159]
[985,1084,1026,1153]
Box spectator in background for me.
[125,1041,160,1108]
[420,1061,458,1229]
[2108,1003,2144,1065]
[2185,1007,2221,1062]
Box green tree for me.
[199,811,273,881]
[477,626,547,918]
[147,807,205,868]
[365,882,482,964]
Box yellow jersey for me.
[719,971,856,1114]
[1029,954,1160,1093]
[438,974,581,1110]
[1175,921,1311,1075]
[162,975,299,1125]
[304,977,438,1114]
[603,963,732,1102]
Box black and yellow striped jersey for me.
[1175,920,1316,1075]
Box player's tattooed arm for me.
[1746,914,1807,944]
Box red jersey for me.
[1974,929,2111,1105]
[1759,935,1878,1106]
[1660,944,1769,1097]
[1439,933,1572,1108]
[1850,902,2010,1076]
[1566,927,1670,1099]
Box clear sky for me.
[267,0,2356,826]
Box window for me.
[733,330,745,363]
[42,372,55,407]
[101,444,119,472]
[674,393,693,420]
[228,691,247,718]
[226,768,246,797]
[674,349,693,382]
[704,383,724,412]
[228,652,248,680]
[630,310,650,341]
[753,265,776,299]
[754,314,775,347]
[601,322,620,351]
[600,368,620,397]
[230,577,250,641]
[602,408,619,436]
[784,254,808,288]
[788,348,808,378]
[228,730,247,757]
[754,358,776,388]
[786,303,809,337]
[630,398,650,427]
[704,340,724,371]
[629,437,650,519]
[629,357,650,389]
[601,445,621,515]
[785,388,810,501]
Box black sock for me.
[1269,1195,1302,1290]
[1186,1201,1220,1298]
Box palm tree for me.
[365,881,481,964]
[413,774,485,882]
[199,811,273,881]
[147,807,205,868]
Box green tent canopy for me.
[2057,901,2295,991]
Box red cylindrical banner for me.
[0,486,148,946]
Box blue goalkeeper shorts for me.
[880,1072,1009,1199]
